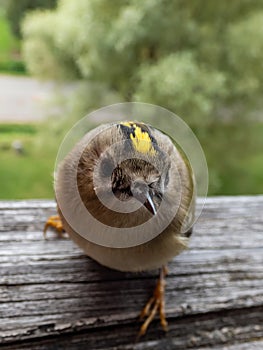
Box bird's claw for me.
[43,215,65,239]
[138,266,168,337]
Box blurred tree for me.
[21,0,263,126]
[21,0,263,195]
[6,0,57,38]
[0,0,7,10]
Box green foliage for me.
[226,12,263,101]
[22,9,79,80]
[0,123,37,134]
[0,124,54,199]
[135,52,226,126]
[199,122,263,195]
[0,9,26,74]
[21,0,263,124]
[20,0,263,196]
[6,0,57,38]
[0,60,25,74]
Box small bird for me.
[44,121,195,336]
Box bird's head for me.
[92,122,171,216]
[58,120,194,238]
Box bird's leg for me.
[138,265,168,337]
[43,214,65,239]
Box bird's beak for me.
[144,191,157,215]
[131,181,157,215]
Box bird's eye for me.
[149,182,157,188]
[148,180,163,201]
[148,178,160,189]
[100,157,114,177]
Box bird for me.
[44,120,195,336]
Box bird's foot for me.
[43,215,66,239]
[138,266,168,337]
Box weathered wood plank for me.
[0,196,262,349]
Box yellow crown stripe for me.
[120,121,156,155]
[121,121,133,127]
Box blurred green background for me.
[0,0,262,199]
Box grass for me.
[0,123,37,134]
[0,124,54,199]
[0,9,26,74]
[201,122,263,195]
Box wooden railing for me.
[0,196,262,349]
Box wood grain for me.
[0,196,262,349]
